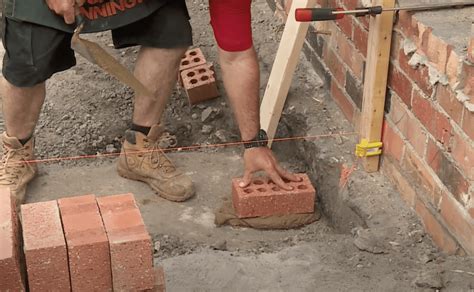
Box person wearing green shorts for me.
[0,0,299,205]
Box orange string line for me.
[10,131,359,165]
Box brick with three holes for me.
[232,173,316,218]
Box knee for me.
[218,46,256,64]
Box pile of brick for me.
[179,48,219,105]
[232,173,317,218]
[0,190,165,291]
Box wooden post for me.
[260,0,316,147]
[359,0,396,172]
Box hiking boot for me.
[0,132,37,204]
[117,124,195,202]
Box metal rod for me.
[331,1,474,15]
[384,1,474,12]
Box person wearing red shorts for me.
[0,0,298,205]
[209,0,298,189]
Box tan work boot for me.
[0,132,37,204]
[117,124,195,202]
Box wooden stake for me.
[260,0,316,147]
[359,0,396,172]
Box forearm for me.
[218,47,260,141]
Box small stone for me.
[154,241,161,253]
[201,107,214,122]
[191,113,199,120]
[211,240,227,251]
[105,144,116,153]
[413,270,443,289]
[352,227,386,254]
[418,252,435,264]
[214,129,227,142]
[201,125,213,134]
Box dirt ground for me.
[1,0,473,291]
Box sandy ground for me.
[1,0,473,291]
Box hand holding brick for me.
[232,174,316,218]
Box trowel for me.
[71,15,154,98]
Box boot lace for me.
[144,138,176,173]
[0,145,30,185]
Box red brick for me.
[232,174,316,218]
[331,80,354,122]
[388,65,413,108]
[462,107,474,140]
[151,267,166,292]
[395,11,418,39]
[353,22,368,57]
[358,16,370,31]
[406,115,427,157]
[412,90,451,146]
[418,22,433,53]
[439,192,474,255]
[283,0,292,14]
[336,14,353,39]
[342,0,358,10]
[381,158,416,207]
[97,194,154,291]
[179,48,206,72]
[326,48,346,86]
[382,121,404,162]
[446,50,462,88]
[335,30,364,80]
[451,130,474,180]
[58,195,112,291]
[468,23,474,63]
[387,94,409,137]
[462,63,474,96]
[0,188,25,291]
[424,34,450,74]
[414,199,459,255]
[436,84,463,125]
[426,139,469,203]
[398,50,433,97]
[181,63,219,105]
[403,147,438,199]
[21,201,70,291]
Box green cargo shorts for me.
[1,0,193,87]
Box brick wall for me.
[270,0,473,254]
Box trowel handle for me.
[74,13,85,34]
[76,14,85,26]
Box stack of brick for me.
[179,48,219,105]
[268,0,473,255]
[0,190,165,291]
[232,173,317,218]
[0,188,25,291]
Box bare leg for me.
[132,46,188,126]
[1,79,46,139]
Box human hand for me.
[46,0,84,24]
[240,147,301,190]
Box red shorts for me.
[209,0,253,52]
